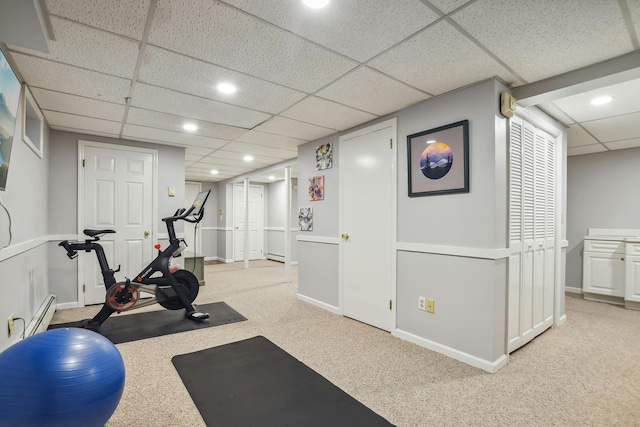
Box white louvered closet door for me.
[508,116,556,353]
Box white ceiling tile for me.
[604,138,640,151]
[221,141,297,160]
[186,146,216,156]
[126,108,249,140]
[567,144,607,156]
[428,0,472,14]
[369,21,522,95]
[552,78,640,123]
[451,0,633,82]
[253,116,335,141]
[45,0,151,40]
[188,163,251,174]
[185,153,203,162]
[30,88,125,122]
[12,53,130,104]
[130,83,271,129]
[223,0,439,62]
[149,0,358,93]
[236,131,306,150]
[122,125,229,149]
[582,112,640,142]
[43,111,122,135]
[138,46,307,114]
[280,96,378,131]
[316,67,429,116]
[630,0,640,39]
[198,150,284,170]
[8,17,138,78]
[567,124,600,148]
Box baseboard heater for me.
[266,253,285,263]
[24,294,57,337]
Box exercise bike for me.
[59,190,212,331]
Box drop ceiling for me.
[1,0,639,183]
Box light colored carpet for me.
[51,261,640,426]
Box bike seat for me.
[84,229,116,237]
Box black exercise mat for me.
[49,302,246,344]
[172,336,394,427]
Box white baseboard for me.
[24,295,57,337]
[56,301,80,310]
[215,257,235,263]
[393,328,508,373]
[555,314,567,327]
[296,293,340,314]
[565,286,583,294]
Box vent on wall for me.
[24,294,57,337]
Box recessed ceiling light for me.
[243,155,254,162]
[303,0,329,8]
[590,96,612,106]
[183,123,198,131]
[210,169,219,175]
[268,175,276,180]
[217,83,237,94]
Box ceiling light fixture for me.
[268,175,275,180]
[183,123,198,131]
[210,169,219,175]
[303,0,329,8]
[590,95,612,106]
[243,155,254,162]
[217,82,237,94]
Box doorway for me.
[79,141,156,306]
[339,118,397,331]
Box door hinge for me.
[82,284,86,293]
[82,159,85,167]
[390,138,393,149]
[389,300,392,310]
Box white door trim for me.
[338,117,398,330]
[77,140,158,307]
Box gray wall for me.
[296,78,519,364]
[47,130,186,304]
[0,90,51,352]
[566,147,640,289]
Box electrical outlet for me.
[426,299,435,314]
[7,315,14,337]
[418,296,426,311]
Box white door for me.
[233,184,264,261]
[81,142,155,305]
[184,181,202,254]
[340,119,396,332]
[508,117,556,352]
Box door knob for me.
[144,230,150,238]
[341,233,349,240]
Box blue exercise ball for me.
[0,328,125,427]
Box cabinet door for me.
[625,255,640,302]
[583,252,625,296]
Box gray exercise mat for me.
[49,302,246,344]
[172,336,394,427]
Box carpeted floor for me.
[50,261,640,426]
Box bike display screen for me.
[191,189,211,216]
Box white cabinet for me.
[625,242,640,302]
[582,232,640,308]
[583,239,625,297]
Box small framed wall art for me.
[315,143,332,170]
[407,120,469,197]
[308,176,324,201]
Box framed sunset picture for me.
[407,120,469,197]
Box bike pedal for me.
[187,311,210,322]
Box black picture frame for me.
[407,120,469,197]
